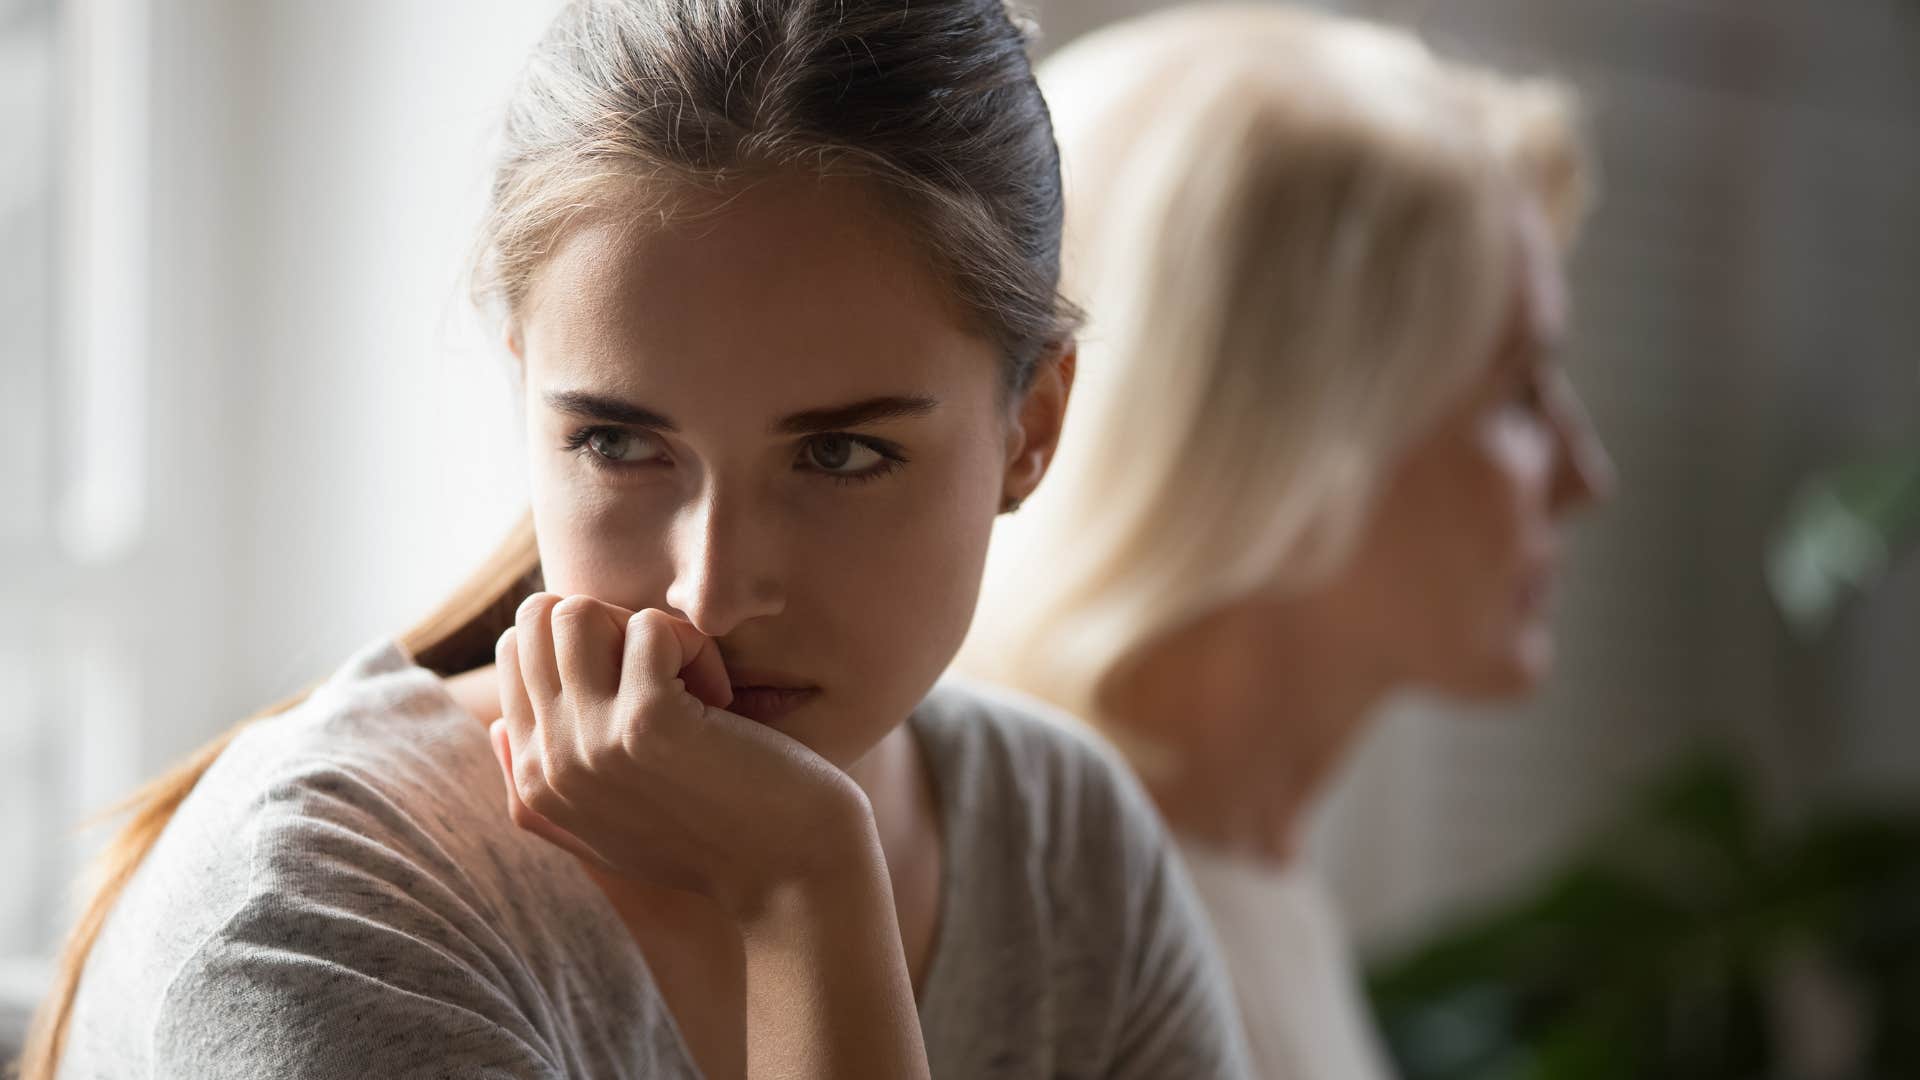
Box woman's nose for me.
[1549,386,1616,514]
[662,489,785,638]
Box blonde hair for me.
[962,5,1591,737]
[20,1,1075,1074]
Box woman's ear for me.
[1001,340,1077,511]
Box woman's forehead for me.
[1514,195,1569,348]
[520,175,997,411]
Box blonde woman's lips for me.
[1518,565,1556,613]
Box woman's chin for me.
[1434,629,1555,701]
[1486,628,1556,698]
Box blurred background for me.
[2,0,1915,1073]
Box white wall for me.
[215,0,563,716]
[6,0,564,964]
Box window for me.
[1,0,148,990]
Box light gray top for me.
[1179,844,1393,1080]
[60,639,1249,1079]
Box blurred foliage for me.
[1769,445,1920,638]
[1367,753,1920,1079]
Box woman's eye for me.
[591,429,632,460]
[564,426,664,469]
[804,434,881,472]
[798,434,904,482]
[1510,372,1547,414]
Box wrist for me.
[725,781,885,926]
[734,815,928,1080]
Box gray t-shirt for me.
[60,639,1248,1078]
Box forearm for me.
[738,825,930,1080]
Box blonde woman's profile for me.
[964,6,1616,1077]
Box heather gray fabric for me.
[59,639,1249,1079]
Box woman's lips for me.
[726,684,819,725]
[1518,562,1559,614]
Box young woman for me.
[21,2,1248,1077]
[963,7,1616,1078]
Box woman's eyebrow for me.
[774,395,940,435]
[544,389,677,431]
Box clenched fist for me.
[491,592,879,920]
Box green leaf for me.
[1769,445,1920,637]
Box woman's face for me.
[1334,198,1615,698]
[513,175,1064,768]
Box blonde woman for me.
[963,6,1616,1077]
[21,2,1252,1078]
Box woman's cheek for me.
[1486,411,1558,501]
[867,484,994,654]
[543,485,673,601]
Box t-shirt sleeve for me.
[1100,775,1254,1080]
[148,760,565,1079]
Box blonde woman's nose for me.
[1549,388,1616,514]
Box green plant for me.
[1769,446,1920,638]
[1367,754,1920,1079]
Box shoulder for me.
[244,638,497,788]
[912,678,1252,1078]
[172,642,511,892]
[1181,852,1394,1080]
[914,675,1168,868]
[66,641,662,1078]
[912,676,1188,942]
[189,639,592,925]
[112,639,554,961]
[914,675,1140,804]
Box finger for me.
[495,627,536,745]
[489,720,614,871]
[515,592,564,709]
[681,631,732,709]
[618,608,733,712]
[487,716,518,802]
[495,628,558,821]
[551,595,626,702]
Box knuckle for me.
[537,734,585,793]
[521,779,563,821]
[515,591,558,628]
[539,755,578,799]
[512,754,546,804]
[614,714,651,763]
[630,608,667,637]
[495,628,517,665]
[619,703,681,761]
[550,594,598,623]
